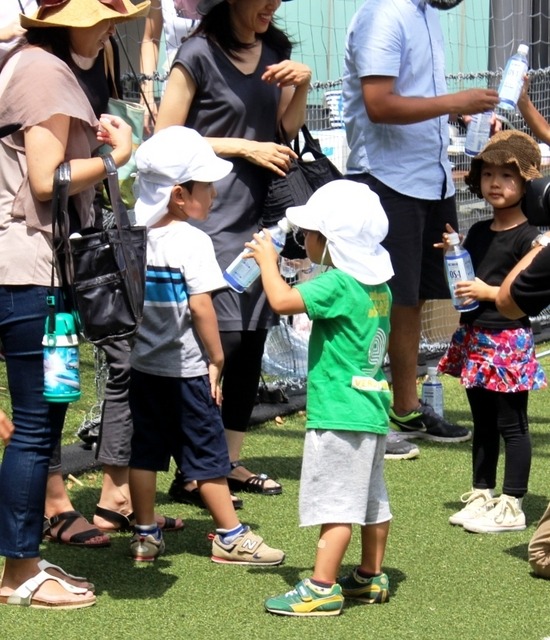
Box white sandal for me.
[0,570,96,609]
[38,559,94,593]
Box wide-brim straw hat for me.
[21,0,150,29]
[465,129,542,198]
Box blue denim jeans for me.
[0,285,67,558]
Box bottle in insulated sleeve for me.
[421,366,444,417]
[465,111,492,157]
[498,44,529,111]
[223,217,292,293]
[43,312,81,403]
[444,232,479,312]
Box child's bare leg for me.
[198,478,240,530]
[312,523,352,584]
[359,520,390,574]
[129,468,157,525]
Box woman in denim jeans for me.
[0,0,139,609]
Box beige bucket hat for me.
[466,130,542,198]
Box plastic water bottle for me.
[223,217,292,293]
[43,312,81,403]
[465,111,492,156]
[421,366,444,417]
[498,44,529,111]
[444,232,479,312]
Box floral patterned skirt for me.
[438,324,547,393]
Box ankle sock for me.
[309,578,335,591]
[135,523,161,539]
[356,568,381,580]
[217,523,246,544]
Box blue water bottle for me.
[444,233,479,312]
[43,312,81,403]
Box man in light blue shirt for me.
[343,0,499,449]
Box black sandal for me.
[227,461,283,495]
[94,506,185,532]
[44,510,111,547]
[168,472,244,509]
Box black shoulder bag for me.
[52,155,147,345]
[261,124,343,259]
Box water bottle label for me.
[465,113,492,156]
[499,59,527,108]
[422,383,444,417]
[445,254,479,311]
[223,228,286,292]
[43,345,81,402]
[446,256,475,283]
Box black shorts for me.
[129,369,231,480]
[348,174,458,306]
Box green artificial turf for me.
[1,348,550,639]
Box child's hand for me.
[433,223,463,250]
[518,75,531,110]
[244,229,279,267]
[454,277,492,302]
[208,362,223,407]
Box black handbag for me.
[52,155,147,345]
[261,125,343,259]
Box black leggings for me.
[466,387,531,498]
[220,329,268,433]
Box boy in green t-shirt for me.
[247,179,394,617]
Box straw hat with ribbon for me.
[21,0,150,29]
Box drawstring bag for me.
[52,155,147,345]
[261,125,343,259]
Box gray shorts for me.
[299,429,392,527]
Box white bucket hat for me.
[285,180,394,285]
[134,126,232,227]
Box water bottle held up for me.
[498,44,529,111]
[223,217,292,293]
[43,312,81,403]
[444,232,479,312]
[421,366,444,417]
[465,111,492,157]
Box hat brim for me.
[191,157,232,184]
[285,202,321,233]
[20,0,150,29]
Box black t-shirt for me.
[510,245,550,317]
[74,38,122,118]
[461,218,539,328]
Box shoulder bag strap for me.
[49,163,73,334]
[101,154,131,228]
[299,124,323,158]
[103,39,120,100]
